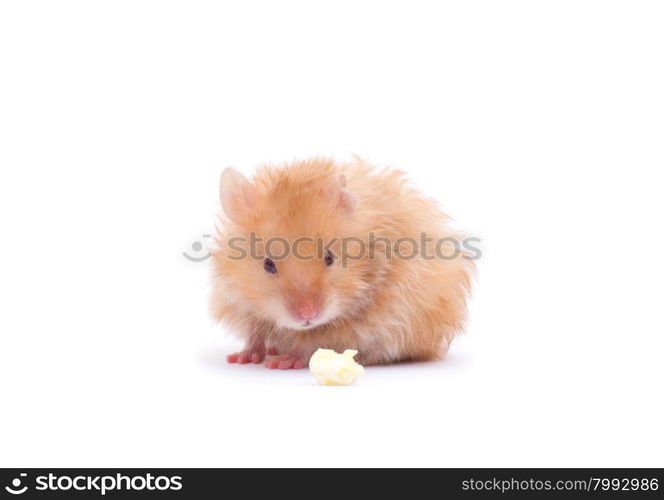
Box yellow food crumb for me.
[309,348,365,386]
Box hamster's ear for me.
[337,174,357,213]
[219,167,258,224]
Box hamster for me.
[209,157,474,369]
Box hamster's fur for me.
[210,157,474,369]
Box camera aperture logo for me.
[5,473,27,495]
[4,472,182,496]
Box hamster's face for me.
[236,228,368,330]
[215,164,381,330]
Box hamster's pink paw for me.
[264,354,308,370]
[227,349,265,364]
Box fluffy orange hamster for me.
[209,157,474,369]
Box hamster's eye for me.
[324,250,335,267]
[263,258,277,274]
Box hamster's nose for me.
[293,302,320,321]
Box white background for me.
[1,1,663,467]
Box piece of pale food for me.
[309,348,365,386]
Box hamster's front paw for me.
[226,346,280,364]
[264,352,309,370]
[227,330,273,365]
[226,348,266,364]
